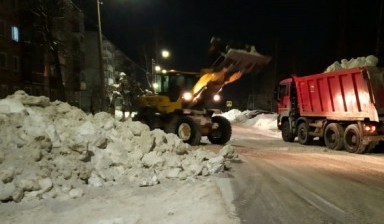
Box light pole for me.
[97,0,105,111]
[151,49,170,93]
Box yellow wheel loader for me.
[135,46,271,145]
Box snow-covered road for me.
[220,123,384,224]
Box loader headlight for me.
[213,94,221,102]
[182,92,193,101]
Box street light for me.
[97,0,105,111]
[151,49,171,92]
[161,49,170,59]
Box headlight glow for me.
[182,92,193,101]
[213,94,221,102]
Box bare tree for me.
[23,0,70,101]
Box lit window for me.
[11,26,19,42]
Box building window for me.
[11,26,19,42]
[11,0,18,11]
[13,56,20,72]
[0,20,5,37]
[0,52,7,69]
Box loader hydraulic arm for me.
[189,49,271,105]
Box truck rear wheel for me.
[344,124,364,153]
[208,116,232,144]
[281,121,295,142]
[297,122,313,145]
[324,123,344,150]
[176,116,201,146]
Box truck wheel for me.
[324,123,344,150]
[281,121,295,142]
[176,116,201,146]
[208,116,232,144]
[343,124,364,153]
[297,122,313,145]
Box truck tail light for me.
[364,124,376,133]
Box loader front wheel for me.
[176,116,201,146]
[208,116,232,145]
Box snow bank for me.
[325,55,378,72]
[218,109,257,123]
[0,91,237,203]
[220,109,277,129]
[217,109,244,122]
[243,113,278,130]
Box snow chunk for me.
[325,55,379,72]
[0,98,26,114]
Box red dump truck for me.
[275,66,384,153]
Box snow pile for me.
[218,109,249,123]
[219,109,279,138]
[325,55,378,72]
[220,109,277,128]
[242,113,278,130]
[0,91,235,203]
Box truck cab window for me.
[275,84,288,102]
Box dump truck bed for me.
[293,67,384,122]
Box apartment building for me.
[0,0,85,104]
[1,0,144,114]
[0,0,21,98]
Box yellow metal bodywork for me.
[138,48,271,115]
[138,68,242,114]
[192,68,242,97]
[138,94,183,114]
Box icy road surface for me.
[217,124,384,224]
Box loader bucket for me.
[220,49,271,75]
[188,47,272,109]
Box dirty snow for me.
[219,109,280,138]
[0,91,245,224]
[325,55,378,72]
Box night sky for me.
[74,0,383,107]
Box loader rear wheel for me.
[176,116,201,146]
[281,121,295,142]
[208,116,232,145]
[324,123,344,150]
[297,122,313,145]
[343,124,364,153]
[135,107,156,130]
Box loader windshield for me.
[155,72,199,95]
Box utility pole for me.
[97,0,105,111]
[376,0,383,65]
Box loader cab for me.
[154,70,200,102]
